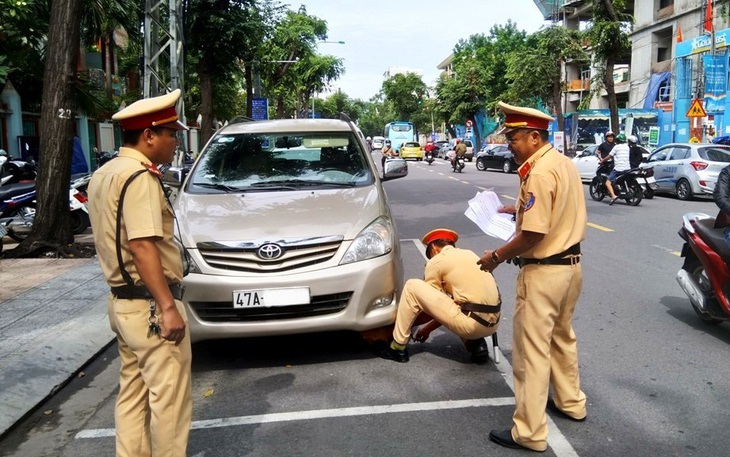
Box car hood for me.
[176,186,384,247]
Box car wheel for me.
[676,178,693,200]
[502,160,512,173]
[476,158,486,171]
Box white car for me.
[371,136,385,151]
[572,144,650,182]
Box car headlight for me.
[340,216,394,265]
[185,249,202,274]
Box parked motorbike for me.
[589,165,643,206]
[452,155,466,173]
[0,182,37,244]
[68,173,91,234]
[1,159,37,186]
[676,211,730,324]
[424,150,434,165]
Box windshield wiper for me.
[193,182,244,192]
[251,179,356,188]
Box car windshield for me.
[188,132,372,192]
[404,142,420,147]
[698,146,730,163]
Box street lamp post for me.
[310,40,345,119]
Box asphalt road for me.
[3,155,730,457]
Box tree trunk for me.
[245,63,253,118]
[13,0,83,256]
[276,96,285,119]
[104,32,113,96]
[603,54,619,133]
[198,57,215,145]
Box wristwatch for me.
[491,250,501,264]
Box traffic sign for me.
[686,99,707,118]
[465,119,474,128]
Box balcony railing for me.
[567,79,590,91]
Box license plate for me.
[233,287,310,308]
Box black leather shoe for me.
[378,344,409,363]
[546,397,586,422]
[489,429,544,452]
[465,338,490,364]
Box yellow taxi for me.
[399,141,424,161]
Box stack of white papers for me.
[464,190,516,241]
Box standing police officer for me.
[88,89,192,457]
[477,101,587,452]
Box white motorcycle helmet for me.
[628,135,638,144]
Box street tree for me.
[436,21,529,150]
[381,73,427,123]
[584,0,631,132]
[11,0,83,256]
[506,25,586,132]
[186,0,277,143]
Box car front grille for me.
[189,292,352,322]
[196,236,343,273]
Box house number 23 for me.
[58,109,72,119]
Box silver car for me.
[643,143,730,200]
[165,118,408,342]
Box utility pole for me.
[144,0,186,155]
[144,1,185,108]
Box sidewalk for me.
[0,254,114,437]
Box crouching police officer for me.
[379,228,501,364]
[478,102,587,453]
[88,89,192,457]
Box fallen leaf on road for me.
[203,389,215,398]
[43,410,53,416]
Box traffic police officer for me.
[477,102,587,452]
[88,89,192,457]
[379,228,501,364]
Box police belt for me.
[460,302,501,328]
[111,283,185,301]
[516,243,581,268]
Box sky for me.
[282,0,550,101]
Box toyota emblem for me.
[257,243,284,260]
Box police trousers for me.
[108,296,193,457]
[510,263,586,452]
[393,278,499,345]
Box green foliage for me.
[381,73,427,123]
[505,25,586,116]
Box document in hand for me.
[464,190,516,241]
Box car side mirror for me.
[163,166,186,188]
[382,158,408,181]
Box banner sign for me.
[676,28,730,57]
[251,98,269,121]
[703,55,727,113]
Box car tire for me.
[502,160,512,173]
[476,158,486,171]
[676,178,693,200]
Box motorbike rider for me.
[381,140,395,176]
[596,131,616,170]
[605,133,631,205]
[366,136,372,151]
[628,135,643,169]
[452,138,467,170]
[424,140,436,160]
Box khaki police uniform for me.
[88,90,192,457]
[393,245,500,345]
[510,143,587,451]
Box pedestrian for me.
[87,89,192,457]
[378,228,501,364]
[477,101,587,453]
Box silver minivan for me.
[165,117,408,342]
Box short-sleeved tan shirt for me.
[515,144,587,259]
[88,147,183,287]
[424,245,500,306]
